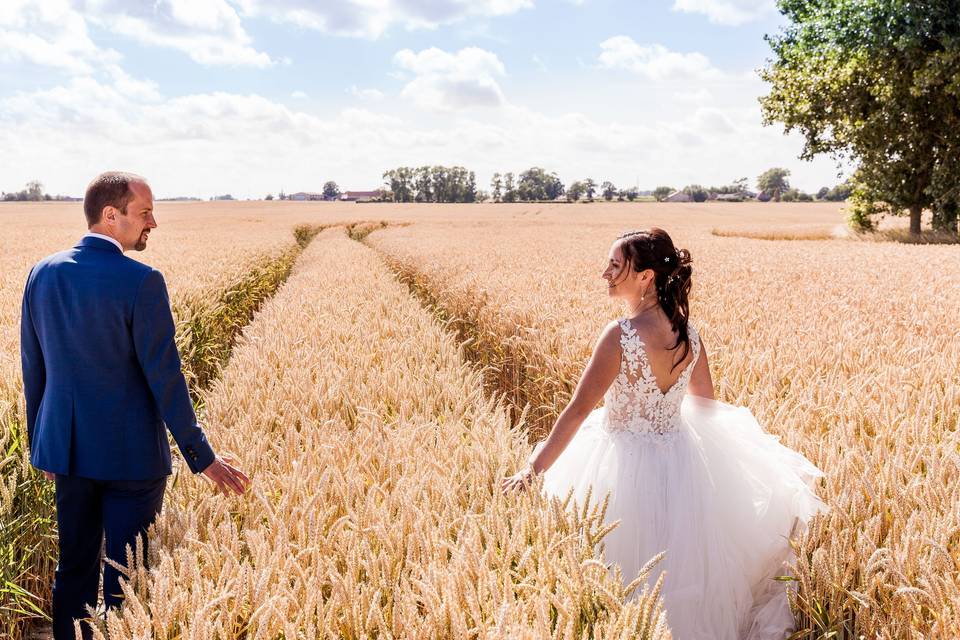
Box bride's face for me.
[603,242,633,299]
[603,241,652,300]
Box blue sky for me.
[0,0,845,198]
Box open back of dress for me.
[536,318,827,639]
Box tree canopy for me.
[322,181,341,200]
[756,167,790,201]
[383,166,477,203]
[652,186,674,202]
[761,0,960,233]
[517,167,564,201]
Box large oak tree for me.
[761,0,960,234]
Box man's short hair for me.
[83,171,147,227]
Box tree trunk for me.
[909,205,922,235]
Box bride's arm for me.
[501,321,621,491]
[687,337,715,400]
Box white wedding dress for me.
[537,319,827,639]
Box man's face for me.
[114,182,156,251]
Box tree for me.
[279,190,287,200]
[414,166,433,202]
[826,183,853,202]
[756,168,790,201]
[322,181,341,200]
[601,181,618,201]
[583,178,597,200]
[502,172,517,203]
[517,167,549,201]
[816,187,830,200]
[567,181,585,202]
[682,184,709,203]
[465,170,478,203]
[622,187,639,202]
[545,172,564,200]
[514,167,564,201]
[490,173,502,202]
[265,194,274,200]
[761,0,960,235]
[26,180,44,201]
[653,186,674,202]
[383,167,415,202]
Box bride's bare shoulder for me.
[591,319,624,359]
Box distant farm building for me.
[717,193,747,202]
[340,190,383,202]
[289,192,324,201]
[665,190,692,202]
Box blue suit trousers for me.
[51,475,166,640]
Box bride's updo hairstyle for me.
[616,228,693,369]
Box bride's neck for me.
[625,295,660,319]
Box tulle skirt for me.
[537,395,827,640]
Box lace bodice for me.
[603,319,701,438]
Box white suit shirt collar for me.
[83,232,123,252]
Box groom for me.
[20,171,250,639]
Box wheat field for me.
[366,205,960,638]
[0,203,326,637]
[1,200,957,639]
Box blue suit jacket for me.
[20,235,216,480]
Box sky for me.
[0,0,848,199]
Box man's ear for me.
[102,205,118,225]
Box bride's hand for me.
[500,465,536,494]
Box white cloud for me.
[291,90,308,99]
[106,64,163,101]
[691,107,736,134]
[597,36,722,81]
[234,0,533,39]
[0,0,117,74]
[393,47,506,111]
[0,0,272,70]
[348,85,385,101]
[671,0,776,26]
[86,0,273,67]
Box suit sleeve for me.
[132,269,216,473]
[20,268,45,451]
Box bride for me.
[502,228,826,639]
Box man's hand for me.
[201,455,250,496]
[43,471,55,481]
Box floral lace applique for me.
[603,319,701,436]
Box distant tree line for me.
[2,180,77,202]
[488,169,648,203]
[382,166,477,203]
[649,170,851,203]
